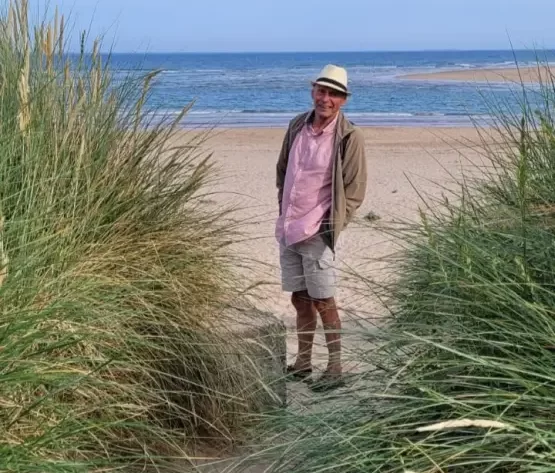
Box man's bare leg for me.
[291,290,318,371]
[313,297,342,375]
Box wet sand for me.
[400,66,554,83]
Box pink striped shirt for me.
[275,114,337,246]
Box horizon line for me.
[72,47,555,55]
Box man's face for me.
[311,84,347,120]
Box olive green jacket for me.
[276,110,367,251]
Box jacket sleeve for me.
[276,126,290,214]
[342,128,367,225]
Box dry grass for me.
[0,1,275,470]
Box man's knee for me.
[313,297,336,314]
[291,291,313,312]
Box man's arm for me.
[342,128,367,225]
[276,127,290,215]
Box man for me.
[275,64,367,392]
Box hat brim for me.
[311,80,351,96]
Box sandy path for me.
[173,125,489,472]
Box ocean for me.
[106,50,555,128]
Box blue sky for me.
[32,0,555,53]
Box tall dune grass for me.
[0,1,272,470]
[250,60,555,472]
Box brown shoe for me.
[308,372,346,392]
[286,365,312,381]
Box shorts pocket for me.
[316,257,332,271]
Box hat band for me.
[315,77,348,93]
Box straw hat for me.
[311,64,351,95]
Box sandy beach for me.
[174,126,488,373]
[401,66,554,83]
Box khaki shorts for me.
[279,235,336,299]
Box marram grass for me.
[0,1,271,470]
[248,60,555,472]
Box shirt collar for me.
[306,111,339,136]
